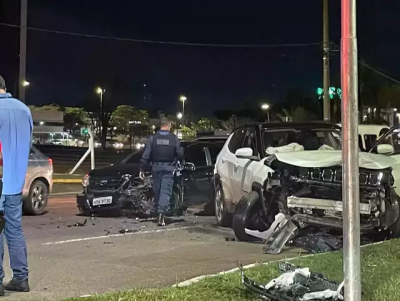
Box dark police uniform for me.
[140,130,184,224]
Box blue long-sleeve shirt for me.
[140,130,184,169]
[0,93,33,194]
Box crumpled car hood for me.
[272,150,395,169]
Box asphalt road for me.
[2,194,303,301]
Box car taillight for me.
[82,174,90,188]
[48,158,53,165]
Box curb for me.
[53,179,82,184]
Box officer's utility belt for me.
[153,162,174,166]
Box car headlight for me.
[82,174,90,187]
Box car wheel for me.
[215,183,231,227]
[232,191,262,242]
[24,180,48,215]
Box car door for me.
[182,144,211,204]
[370,127,400,196]
[217,129,246,204]
[231,127,259,200]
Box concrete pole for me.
[341,0,361,300]
[323,0,331,120]
[19,0,28,102]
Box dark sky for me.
[1,0,400,116]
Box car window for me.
[364,134,377,151]
[228,129,246,153]
[208,144,224,164]
[242,128,259,157]
[185,146,207,167]
[122,151,143,164]
[263,128,340,151]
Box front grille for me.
[89,176,122,192]
[298,167,389,187]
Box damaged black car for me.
[76,139,225,217]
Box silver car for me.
[0,145,53,215]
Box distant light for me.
[143,83,147,87]
[177,112,183,119]
[39,121,45,126]
[394,108,398,112]
[135,143,141,149]
[113,127,117,130]
[96,87,105,94]
[75,123,79,126]
[261,104,270,110]
[179,95,187,102]
[22,80,30,87]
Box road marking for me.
[42,226,194,245]
[51,191,81,196]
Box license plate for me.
[92,196,113,206]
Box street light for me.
[96,87,105,109]
[22,80,29,87]
[177,112,183,119]
[261,104,270,122]
[179,95,187,119]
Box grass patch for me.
[66,239,400,301]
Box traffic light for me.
[81,128,88,135]
[317,87,342,100]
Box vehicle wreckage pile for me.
[241,262,345,301]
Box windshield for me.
[121,150,143,164]
[262,128,341,153]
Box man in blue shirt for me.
[0,76,32,294]
[140,117,184,226]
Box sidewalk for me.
[53,173,84,184]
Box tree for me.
[64,107,88,134]
[80,93,118,149]
[220,114,254,132]
[194,118,214,131]
[276,107,315,122]
[180,125,196,140]
[111,105,137,138]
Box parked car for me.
[0,144,53,215]
[77,139,226,216]
[213,121,400,247]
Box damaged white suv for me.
[214,122,400,250]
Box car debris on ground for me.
[240,262,344,301]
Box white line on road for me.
[51,191,81,196]
[42,226,194,245]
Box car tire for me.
[24,180,49,215]
[214,183,231,227]
[232,190,261,242]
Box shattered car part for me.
[244,213,287,242]
[240,262,344,301]
[77,174,185,218]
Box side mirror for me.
[377,144,394,155]
[184,162,196,171]
[235,147,254,159]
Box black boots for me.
[157,213,165,226]
[3,279,30,292]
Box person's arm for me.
[139,136,153,170]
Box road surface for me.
[2,195,302,300]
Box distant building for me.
[30,109,75,145]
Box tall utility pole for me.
[19,0,28,102]
[323,0,331,120]
[341,0,361,300]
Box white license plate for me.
[92,196,113,206]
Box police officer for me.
[139,117,184,226]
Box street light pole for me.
[323,0,331,120]
[19,0,28,103]
[341,0,361,300]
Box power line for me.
[330,41,400,84]
[359,61,400,85]
[0,22,321,48]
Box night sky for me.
[1,0,399,116]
